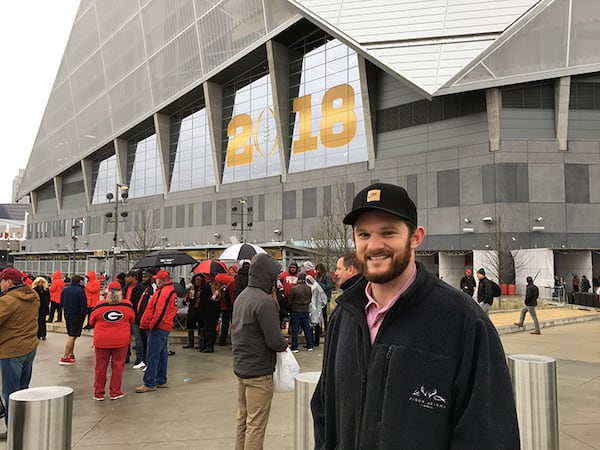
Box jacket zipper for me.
[377,345,395,423]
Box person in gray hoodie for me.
[231,253,288,450]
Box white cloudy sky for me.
[0,1,80,203]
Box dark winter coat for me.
[289,282,312,312]
[231,253,288,379]
[524,282,539,306]
[60,282,88,319]
[234,266,249,299]
[477,277,494,305]
[311,262,519,449]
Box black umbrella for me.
[131,250,197,269]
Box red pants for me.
[94,346,128,398]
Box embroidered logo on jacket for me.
[409,385,447,410]
[103,310,124,322]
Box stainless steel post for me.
[294,371,321,450]
[508,354,559,450]
[8,386,73,450]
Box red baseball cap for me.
[153,270,171,281]
[0,268,24,282]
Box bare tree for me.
[123,207,159,258]
[481,205,531,301]
[309,181,354,270]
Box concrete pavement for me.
[1,304,599,449]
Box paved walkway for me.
[1,301,598,449]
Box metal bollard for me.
[8,386,73,450]
[508,355,559,450]
[294,371,321,450]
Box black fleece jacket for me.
[311,262,519,449]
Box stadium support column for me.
[53,176,63,215]
[81,159,93,208]
[554,76,570,151]
[486,88,501,152]
[358,56,377,169]
[267,39,290,182]
[154,113,171,198]
[204,81,223,192]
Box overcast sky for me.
[0,1,80,203]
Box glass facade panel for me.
[128,133,164,198]
[288,36,367,173]
[92,155,118,204]
[222,66,282,183]
[170,106,216,192]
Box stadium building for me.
[16,0,600,293]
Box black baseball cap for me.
[343,183,417,227]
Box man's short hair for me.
[341,252,358,270]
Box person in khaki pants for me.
[231,253,288,449]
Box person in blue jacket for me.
[311,183,519,449]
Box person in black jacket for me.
[476,268,494,316]
[514,276,541,334]
[311,182,519,449]
[233,260,250,300]
[131,268,156,370]
[459,268,477,297]
[334,251,362,291]
[32,276,50,340]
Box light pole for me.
[105,184,128,277]
[231,198,253,243]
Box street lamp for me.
[70,219,82,275]
[105,184,129,276]
[231,198,253,243]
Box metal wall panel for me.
[500,109,555,139]
[95,0,139,42]
[141,0,196,56]
[70,50,107,112]
[102,14,146,88]
[75,96,113,150]
[108,64,153,133]
[43,81,75,133]
[199,0,266,71]
[148,26,203,106]
[66,6,100,71]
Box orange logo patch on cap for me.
[367,189,381,202]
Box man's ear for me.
[410,226,425,249]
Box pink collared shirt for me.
[364,264,417,344]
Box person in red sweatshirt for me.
[89,281,135,401]
[136,270,177,393]
[48,271,65,322]
[84,271,101,329]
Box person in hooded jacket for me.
[231,253,288,450]
[84,271,101,329]
[48,270,65,322]
[90,281,135,400]
[0,268,40,433]
[32,276,50,340]
[311,183,519,449]
[233,260,250,300]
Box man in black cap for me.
[311,182,519,449]
[476,267,494,316]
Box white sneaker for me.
[142,365,147,372]
[133,361,146,370]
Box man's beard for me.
[358,239,412,284]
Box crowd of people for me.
[12,181,599,446]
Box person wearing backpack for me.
[476,268,494,316]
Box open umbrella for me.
[131,250,198,269]
[219,243,266,261]
[192,259,228,274]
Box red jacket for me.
[214,273,235,310]
[140,283,177,332]
[49,271,65,304]
[90,302,135,348]
[85,271,101,308]
[279,271,298,299]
